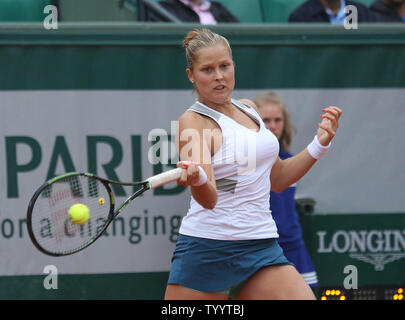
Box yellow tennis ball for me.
[68,203,90,225]
[98,197,105,205]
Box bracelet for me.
[307,135,331,160]
[192,166,208,187]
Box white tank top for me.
[179,99,280,240]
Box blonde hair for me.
[255,92,296,152]
[182,28,232,70]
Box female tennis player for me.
[164,28,342,300]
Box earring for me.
[191,80,194,84]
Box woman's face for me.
[186,44,235,107]
[258,102,284,140]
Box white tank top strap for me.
[230,98,266,129]
[188,101,222,122]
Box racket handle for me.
[147,168,183,189]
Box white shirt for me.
[179,99,280,240]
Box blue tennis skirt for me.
[167,234,294,293]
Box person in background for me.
[255,91,319,289]
[288,0,376,23]
[370,0,405,22]
[158,0,239,24]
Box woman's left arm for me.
[270,106,342,193]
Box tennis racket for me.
[26,168,183,256]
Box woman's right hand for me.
[176,160,203,187]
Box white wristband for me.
[192,166,208,187]
[307,135,331,160]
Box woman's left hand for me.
[317,106,343,146]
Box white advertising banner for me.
[1,89,404,276]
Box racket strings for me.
[30,175,111,255]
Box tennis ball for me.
[98,197,105,205]
[68,203,90,225]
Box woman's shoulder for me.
[179,109,201,125]
[178,108,216,130]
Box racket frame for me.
[26,172,148,257]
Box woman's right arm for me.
[176,111,218,210]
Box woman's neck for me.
[198,98,233,111]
